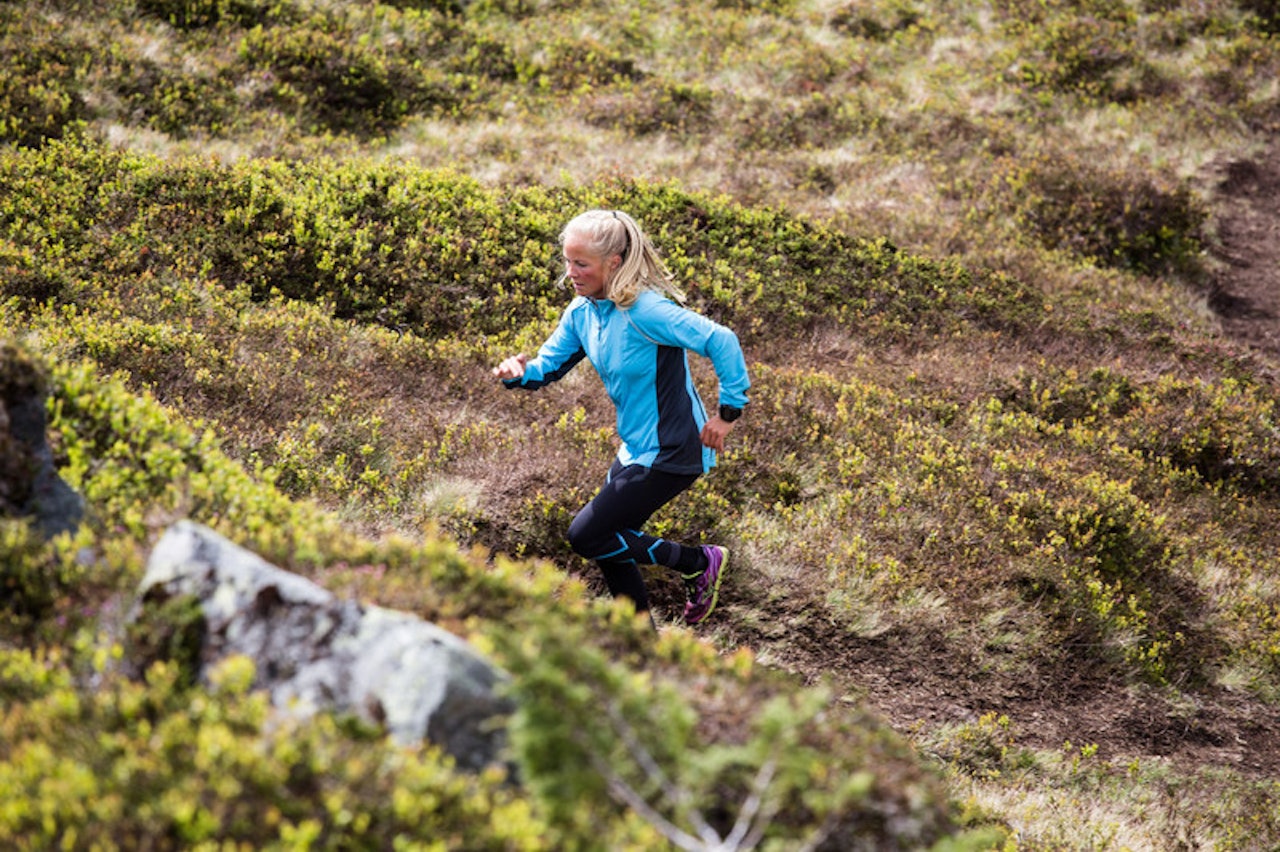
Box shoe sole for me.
[686,546,728,626]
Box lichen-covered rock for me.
[137,520,513,771]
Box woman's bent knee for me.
[566,515,599,558]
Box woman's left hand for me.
[700,416,735,452]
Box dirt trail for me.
[1208,140,1280,361]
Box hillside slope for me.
[766,136,1280,774]
[4,0,1280,847]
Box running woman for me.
[493,209,750,626]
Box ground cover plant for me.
[3,0,1280,847]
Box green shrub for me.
[1008,13,1139,98]
[0,139,1042,344]
[380,0,466,13]
[112,57,240,138]
[731,92,869,151]
[1012,153,1206,277]
[443,29,519,82]
[493,610,971,850]
[135,0,296,30]
[0,521,59,635]
[1241,0,1280,34]
[996,0,1170,103]
[246,4,515,126]
[0,14,92,147]
[42,351,337,569]
[831,0,928,41]
[712,0,797,12]
[925,712,1035,780]
[0,520,97,647]
[124,593,206,688]
[514,34,645,92]
[0,650,545,850]
[999,366,1141,428]
[583,80,716,135]
[238,17,441,134]
[1119,376,1280,494]
[1002,366,1280,494]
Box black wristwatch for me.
[719,404,743,423]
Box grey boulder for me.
[136,520,513,772]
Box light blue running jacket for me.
[504,290,751,474]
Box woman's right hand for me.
[492,353,528,380]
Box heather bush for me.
[999,0,1147,102]
[0,522,61,635]
[730,92,870,152]
[238,20,427,134]
[0,649,546,850]
[830,0,930,41]
[1002,367,1280,495]
[983,446,1182,681]
[998,151,1207,277]
[1,139,1041,345]
[381,0,467,13]
[494,608,994,850]
[924,712,1035,781]
[112,55,240,138]
[135,0,295,30]
[514,33,645,92]
[583,80,716,135]
[0,14,92,147]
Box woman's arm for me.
[630,294,751,408]
[495,301,589,390]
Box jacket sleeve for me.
[630,295,751,408]
[503,303,587,391]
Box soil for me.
[721,139,1280,783]
[1207,144,1280,363]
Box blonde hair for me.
[559,209,685,307]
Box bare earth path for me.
[1209,140,1280,363]
[726,139,1280,785]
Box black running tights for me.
[566,460,705,613]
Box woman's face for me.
[563,233,620,300]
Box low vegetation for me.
[3,0,1279,847]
